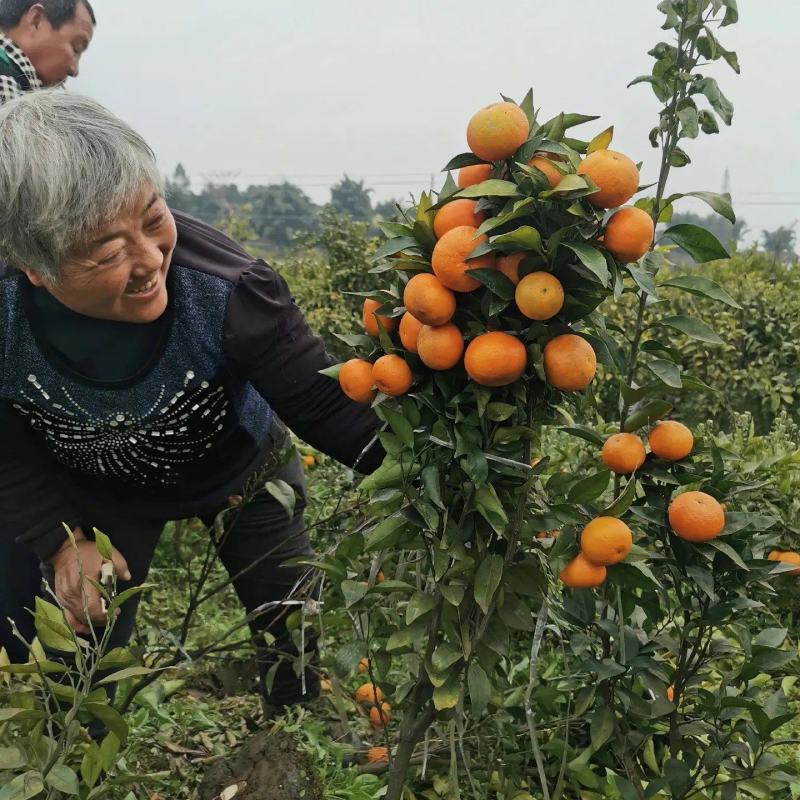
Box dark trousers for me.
[0,455,318,706]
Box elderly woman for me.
[0,91,382,707]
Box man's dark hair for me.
[0,0,96,29]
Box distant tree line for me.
[166,164,400,250]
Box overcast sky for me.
[72,1,798,242]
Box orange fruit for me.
[372,354,413,397]
[417,323,464,370]
[339,359,375,404]
[370,701,392,729]
[775,552,800,575]
[496,252,525,285]
[667,686,675,703]
[398,312,424,353]
[433,198,486,239]
[601,433,646,474]
[604,206,654,263]
[560,552,607,589]
[649,421,694,462]
[768,550,783,561]
[363,298,397,337]
[403,273,456,326]
[458,163,492,188]
[515,272,565,320]
[357,657,370,674]
[320,678,333,692]
[528,155,564,188]
[376,570,385,583]
[355,683,384,705]
[464,331,527,387]
[302,454,316,469]
[543,334,597,392]
[431,225,495,292]
[536,530,560,540]
[367,746,389,764]
[576,150,640,209]
[467,102,530,162]
[580,517,633,566]
[668,491,726,542]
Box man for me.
[0,0,95,103]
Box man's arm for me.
[223,261,385,473]
[0,401,83,560]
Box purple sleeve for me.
[222,260,384,473]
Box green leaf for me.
[475,485,509,534]
[489,225,543,253]
[486,403,516,422]
[84,703,129,744]
[664,759,692,797]
[406,591,437,625]
[371,235,421,262]
[467,662,491,717]
[93,529,113,561]
[707,539,748,571]
[335,641,367,675]
[0,747,26,770]
[659,274,740,308]
[456,180,523,199]
[341,580,369,608]
[440,583,466,606]
[318,364,342,379]
[96,647,137,671]
[264,479,297,519]
[662,224,730,262]
[96,666,153,686]
[679,191,735,223]
[81,741,103,790]
[698,109,720,134]
[422,466,445,510]
[0,772,44,800]
[623,400,673,432]
[541,174,598,200]
[379,407,414,449]
[442,152,490,171]
[364,513,409,551]
[474,555,504,615]
[602,478,638,518]
[648,358,682,389]
[560,425,605,447]
[590,704,615,751]
[476,197,534,235]
[562,242,610,286]
[568,471,611,504]
[386,628,418,653]
[658,315,723,344]
[34,597,76,653]
[468,268,516,300]
[587,125,614,153]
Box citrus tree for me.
[307,1,798,796]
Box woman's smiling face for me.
[24,189,178,323]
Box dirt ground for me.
[198,729,323,800]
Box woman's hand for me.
[49,528,132,635]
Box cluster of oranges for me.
[560,516,634,588]
[561,419,729,588]
[338,99,661,405]
[355,681,392,730]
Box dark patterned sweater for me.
[0,211,382,559]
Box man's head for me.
[0,1,95,85]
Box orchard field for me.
[3,2,800,799]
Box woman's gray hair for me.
[0,91,163,282]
